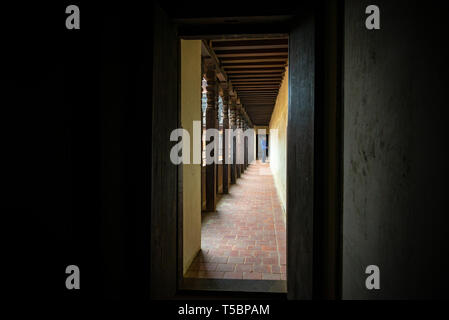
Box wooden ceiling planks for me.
[210,37,288,126]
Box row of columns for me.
[204,62,252,212]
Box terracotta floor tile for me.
[262,257,277,265]
[262,273,281,280]
[254,264,271,273]
[271,265,281,273]
[186,161,287,280]
[236,264,253,272]
[245,257,262,265]
[224,272,243,279]
[228,256,245,264]
[216,263,236,272]
[243,272,262,280]
[211,256,229,264]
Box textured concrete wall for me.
[269,68,288,213]
[181,40,202,274]
[343,0,449,299]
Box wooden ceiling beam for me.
[241,96,277,98]
[231,79,281,84]
[246,106,275,109]
[236,88,279,94]
[240,103,276,105]
[241,91,276,98]
[235,87,280,90]
[239,98,277,100]
[223,63,286,68]
[232,81,281,87]
[227,70,284,74]
[215,48,288,55]
[242,97,277,99]
[238,96,277,98]
[243,106,275,108]
[236,83,280,86]
[216,51,288,58]
[231,78,282,81]
[211,44,288,51]
[224,66,285,70]
[238,92,278,95]
[241,102,276,104]
[203,36,290,127]
[237,90,278,92]
[237,88,278,91]
[247,107,274,109]
[229,73,283,77]
[246,112,274,115]
[201,40,228,82]
[220,55,288,63]
[240,102,276,104]
[211,39,288,47]
[235,83,280,86]
[237,93,278,96]
[240,96,277,99]
[228,73,284,77]
[211,35,288,42]
[238,94,277,96]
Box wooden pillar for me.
[205,65,217,211]
[236,110,242,178]
[243,120,249,170]
[221,85,230,194]
[230,98,237,184]
[241,116,245,174]
[216,90,220,194]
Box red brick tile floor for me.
[185,160,287,281]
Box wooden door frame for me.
[150,1,343,300]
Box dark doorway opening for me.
[179,36,288,294]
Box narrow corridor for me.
[186,161,286,280]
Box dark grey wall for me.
[287,10,316,300]
[343,0,449,299]
[150,3,179,298]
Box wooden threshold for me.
[181,278,287,294]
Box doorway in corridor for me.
[150,2,338,299]
[180,37,289,293]
[256,133,269,161]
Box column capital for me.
[204,59,216,82]
[219,81,230,92]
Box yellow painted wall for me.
[181,40,202,274]
[269,68,288,215]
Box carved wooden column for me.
[241,116,246,174]
[236,110,242,178]
[230,97,237,184]
[241,118,245,171]
[205,65,217,212]
[243,118,248,170]
[216,89,220,194]
[221,85,230,194]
